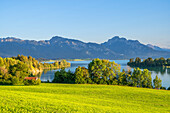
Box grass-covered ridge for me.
[0,83,169,112]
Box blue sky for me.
[0,0,170,48]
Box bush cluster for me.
[24,79,41,85]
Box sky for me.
[0,0,170,48]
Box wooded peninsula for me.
[0,55,70,85]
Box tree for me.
[166,58,170,66]
[158,57,166,66]
[118,72,124,85]
[117,70,128,85]
[131,68,142,87]
[88,58,120,84]
[135,57,141,66]
[0,57,4,66]
[12,76,20,85]
[153,75,162,89]
[75,66,91,84]
[129,58,134,63]
[131,68,152,88]
[145,57,154,66]
[52,68,75,83]
[154,58,160,66]
[160,87,166,90]
[167,87,170,90]
[142,69,152,88]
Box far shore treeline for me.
[0,55,70,85]
[53,58,169,90]
[127,57,170,68]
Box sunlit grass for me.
[0,83,169,112]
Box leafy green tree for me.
[141,69,152,88]
[158,57,166,66]
[131,68,152,88]
[0,57,4,66]
[88,58,120,84]
[129,58,134,63]
[75,66,91,84]
[154,58,160,66]
[160,87,166,90]
[52,68,75,83]
[12,76,20,85]
[118,70,128,85]
[166,58,170,66]
[144,57,154,66]
[153,75,162,89]
[135,57,141,66]
[131,68,142,87]
[167,87,170,90]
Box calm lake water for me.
[40,60,170,88]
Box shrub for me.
[167,87,170,90]
[52,68,75,83]
[24,79,41,85]
[36,79,41,85]
[153,75,162,89]
[160,87,166,90]
[12,76,21,85]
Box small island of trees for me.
[127,57,170,68]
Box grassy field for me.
[0,83,169,113]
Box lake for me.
[40,60,170,88]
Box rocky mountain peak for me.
[0,37,22,42]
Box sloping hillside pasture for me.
[0,83,169,112]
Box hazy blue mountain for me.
[0,36,122,59]
[147,44,170,52]
[101,36,170,59]
[0,36,170,59]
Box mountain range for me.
[0,36,170,59]
[146,44,170,52]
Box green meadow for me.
[0,83,169,113]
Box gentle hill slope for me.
[0,83,169,112]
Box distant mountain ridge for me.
[146,44,170,52]
[0,36,170,59]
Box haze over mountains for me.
[0,36,170,59]
[146,44,170,52]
